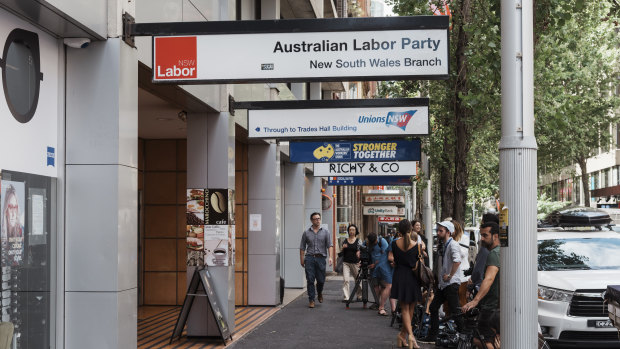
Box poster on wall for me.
[204,225,228,266]
[205,189,229,225]
[0,11,60,177]
[337,222,349,239]
[1,180,25,266]
[186,189,205,266]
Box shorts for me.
[478,308,500,340]
[372,263,392,284]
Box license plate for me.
[587,319,614,328]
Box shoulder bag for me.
[412,242,435,290]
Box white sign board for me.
[249,106,428,138]
[363,206,399,215]
[313,161,416,177]
[151,17,449,83]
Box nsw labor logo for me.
[385,110,416,131]
[154,36,198,80]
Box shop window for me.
[0,170,55,348]
[0,29,43,123]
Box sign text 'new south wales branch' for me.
[149,16,449,84]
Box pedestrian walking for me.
[341,224,362,301]
[300,212,333,308]
[388,219,422,349]
[365,232,393,316]
[420,221,464,343]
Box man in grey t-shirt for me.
[420,220,464,343]
[300,212,333,308]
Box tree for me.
[382,0,501,223]
[534,0,620,206]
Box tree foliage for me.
[535,0,620,206]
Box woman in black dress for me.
[388,219,423,349]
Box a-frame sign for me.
[170,266,232,345]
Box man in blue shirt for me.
[300,212,333,308]
[366,232,392,316]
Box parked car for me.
[537,206,620,348]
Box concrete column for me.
[186,110,236,335]
[64,38,138,348]
[248,144,281,305]
[310,83,322,100]
[321,184,334,272]
[283,163,306,288]
[261,0,280,19]
[290,83,306,100]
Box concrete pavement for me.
[230,276,435,349]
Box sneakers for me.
[318,294,323,303]
[308,301,315,308]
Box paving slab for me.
[230,277,435,349]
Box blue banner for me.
[290,139,420,163]
[328,176,412,186]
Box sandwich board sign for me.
[148,16,449,84]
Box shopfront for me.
[0,8,62,347]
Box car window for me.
[538,237,620,271]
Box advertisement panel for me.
[290,139,420,163]
[0,10,59,177]
[313,161,416,177]
[363,206,399,215]
[364,195,405,204]
[151,17,449,84]
[248,105,428,138]
[328,176,412,186]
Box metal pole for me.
[421,153,433,269]
[500,0,538,348]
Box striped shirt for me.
[300,226,333,257]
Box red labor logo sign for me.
[154,36,197,80]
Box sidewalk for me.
[230,275,434,349]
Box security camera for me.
[63,38,90,49]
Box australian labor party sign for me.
[313,161,416,177]
[151,16,449,83]
[248,103,429,139]
[290,140,420,163]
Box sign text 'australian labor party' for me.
[151,17,449,83]
[290,140,420,163]
[313,161,416,177]
[248,106,428,138]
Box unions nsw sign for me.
[290,140,420,163]
[248,102,429,139]
[151,16,449,84]
[313,161,416,177]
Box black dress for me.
[390,240,423,303]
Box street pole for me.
[421,153,433,269]
[500,0,538,348]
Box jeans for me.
[429,283,464,335]
[304,255,326,301]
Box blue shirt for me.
[367,237,389,267]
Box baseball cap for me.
[437,221,455,234]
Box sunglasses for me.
[0,28,43,123]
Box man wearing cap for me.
[420,220,464,343]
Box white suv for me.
[537,210,620,348]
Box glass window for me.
[0,170,56,348]
[538,237,620,271]
[0,29,43,123]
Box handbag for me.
[335,255,344,274]
[412,242,435,290]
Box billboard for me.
[289,139,420,163]
[151,17,449,84]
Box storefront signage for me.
[313,161,416,177]
[378,216,403,223]
[364,195,405,204]
[363,206,402,215]
[328,176,412,186]
[289,139,420,163]
[150,16,449,84]
[0,14,59,177]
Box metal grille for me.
[559,331,620,341]
[569,291,607,317]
